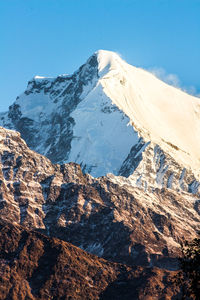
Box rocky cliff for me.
[0,127,199,272]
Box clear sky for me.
[0,0,200,112]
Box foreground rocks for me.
[0,221,180,299]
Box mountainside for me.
[0,126,200,271]
[1,50,200,195]
[0,221,180,300]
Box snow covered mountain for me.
[1,50,200,194]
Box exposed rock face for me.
[0,221,180,300]
[117,141,200,195]
[0,127,200,271]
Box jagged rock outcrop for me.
[0,127,200,271]
[116,142,200,194]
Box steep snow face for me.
[68,83,140,175]
[0,50,200,186]
[94,50,200,178]
[0,54,101,164]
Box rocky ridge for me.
[0,127,200,271]
[114,141,200,195]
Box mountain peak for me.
[95,49,121,59]
[1,50,200,187]
[94,50,123,76]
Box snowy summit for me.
[1,50,200,193]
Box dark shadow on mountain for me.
[118,138,149,177]
[29,239,60,296]
[99,266,154,300]
[99,278,140,300]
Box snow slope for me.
[1,50,200,193]
[96,50,200,177]
[68,83,140,175]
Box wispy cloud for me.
[149,67,200,97]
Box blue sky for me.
[0,0,200,112]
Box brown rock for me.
[0,220,180,300]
